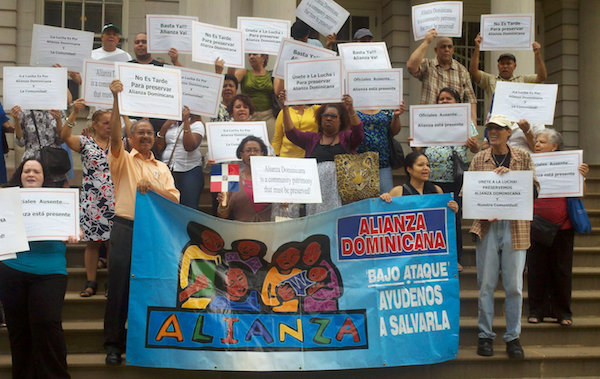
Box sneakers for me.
[506,338,525,359]
[477,338,493,356]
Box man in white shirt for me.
[92,24,132,61]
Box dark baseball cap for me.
[498,53,516,63]
[101,24,121,35]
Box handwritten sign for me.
[116,62,182,121]
[192,22,244,68]
[82,59,116,108]
[409,103,471,147]
[285,57,343,105]
[3,67,68,110]
[237,17,290,55]
[338,42,392,71]
[147,15,198,54]
[30,24,93,71]
[491,82,558,125]
[480,14,534,51]
[250,156,322,203]
[411,1,463,41]
[178,67,223,118]
[0,187,29,258]
[273,38,337,79]
[295,0,350,37]
[346,69,403,111]
[463,171,534,221]
[20,188,79,241]
[206,122,270,163]
[532,150,584,198]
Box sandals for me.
[97,257,108,269]
[559,318,573,326]
[80,281,98,297]
[528,315,542,324]
[104,282,109,298]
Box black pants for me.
[104,216,134,355]
[434,181,463,263]
[527,228,575,320]
[0,263,70,379]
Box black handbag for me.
[530,214,561,247]
[451,148,469,183]
[387,129,404,170]
[31,111,71,175]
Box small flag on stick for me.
[210,164,240,192]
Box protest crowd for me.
[0,3,593,377]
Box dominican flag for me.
[210,164,240,192]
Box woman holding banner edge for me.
[527,129,589,326]
[279,90,364,215]
[0,158,78,378]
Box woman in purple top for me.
[279,91,364,215]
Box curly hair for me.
[227,94,256,118]
[314,104,351,133]
[235,135,268,159]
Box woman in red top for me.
[527,128,589,326]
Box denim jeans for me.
[379,166,394,193]
[476,220,526,342]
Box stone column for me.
[578,0,598,161]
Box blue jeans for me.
[476,220,526,342]
[379,166,394,193]
[172,166,205,209]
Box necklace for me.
[293,107,304,130]
[94,137,109,151]
[320,132,339,146]
[491,152,508,167]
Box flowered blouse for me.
[357,110,394,168]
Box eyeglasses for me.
[134,130,154,136]
[243,148,262,154]
[321,113,339,120]
[485,125,508,132]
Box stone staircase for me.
[1,166,600,378]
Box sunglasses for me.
[321,113,339,120]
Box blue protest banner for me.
[127,191,459,371]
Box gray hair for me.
[535,128,564,151]
[129,119,152,135]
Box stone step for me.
[66,268,109,293]
[459,227,600,249]
[1,346,600,379]
[3,316,599,355]
[62,292,106,321]
[459,290,600,318]
[457,267,600,292]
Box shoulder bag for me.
[31,111,71,175]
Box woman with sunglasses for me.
[469,114,539,359]
[216,135,271,222]
[279,91,364,215]
[61,99,115,298]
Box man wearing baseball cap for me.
[92,24,132,61]
[353,28,373,42]
[469,114,539,359]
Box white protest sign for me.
[480,14,534,51]
[82,59,116,107]
[295,0,350,37]
[30,24,93,71]
[116,62,182,121]
[178,68,223,118]
[206,122,270,163]
[3,67,68,110]
[192,22,244,68]
[338,42,392,71]
[0,187,29,257]
[20,188,80,241]
[463,171,534,221]
[409,103,471,146]
[237,17,291,55]
[250,156,322,203]
[147,15,198,54]
[285,57,343,106]
[273,38,336,79]
[346,69,403,111]
[412,1,463,41]
[491,82,558,125]
[532,150,584,198]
